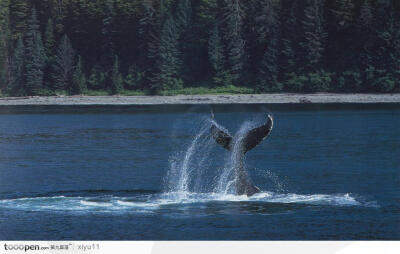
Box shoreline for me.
[0,93,400,105]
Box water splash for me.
[163,118,215,198]
[164,116,271,199]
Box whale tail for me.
[210,114,273,196]
[211,114,273,153]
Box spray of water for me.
[163,118,215,199]
[164,114,275,201]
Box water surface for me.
[0,104,399,240]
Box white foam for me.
[116,200,159,208]
[80,200,112,207]
[0,191,372,213]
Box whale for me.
[210,114,274,196]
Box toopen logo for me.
[4,244,40,252]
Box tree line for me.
[0,0,399,96]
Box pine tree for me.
[301,0,327,72]
[393,16,400,82]
[43,18,55,88]
[175,0,192,33]
[359,0,374,29]
[175,0,192,82]
[87,65,106,90]
[149,13,181,93]
[53,34,75,91]
[9,0,29,42]
[371,3,399,92]
[255,0,279,43]
[2,0,400,96]
[328,0,356,79]
[220,0,245,83]
[208,24,223,78]
[9,38,25,95]
[44,19,55,58]
[101,0,115,70]
[256,0,280,92]
[124,64,144,90]
[25,7,45,95]
[0,0,10,89]
[139,0,156,70]
[51,0,67,35]
[71,55,86,95]
[139,0,158,90]
[357,0,375,90]
[111,55,123,94]
[280,0,300,79]
[332,0,354,29]
[358,0,374,67]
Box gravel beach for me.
[0,93,399,105]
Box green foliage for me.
[285,71,332,92]
[208,24,225,86]
[35,88,56,96]
[285,73,309,92]
[280,0,300,79]
[175,0,192,32]
[370,75,397,93]
[71,55,87,95]
[301,0,327,71]
[101,0,115,69]
[307,70,332,92]
[87,65,106,90]
[364,67,398,93]
[212,71,232,88]
[148,14,180,94]
[161,85,253,95]
[84,89,110,96]
[208,24,222,72]
[257,45,280,92]
[9,38,25,95]
[220,0,245,82]
[25,7,46,95]
[337,71,362,92]
[9,0,28,41]
[110,55,123,94]
[358,0,373,29]
[175,0,192,82]
[44,19,55,57]
[332,0,354,30]
[139,0,157,68]
[124,65,144,90]
[43,18,55,88]
[0,0,10,86]
[357,0,374,74]
[52,34,75,90]
[256,0,280,92]
[3,0,400,96]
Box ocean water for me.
[0,104,399,240]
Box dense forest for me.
[0,0,399,96]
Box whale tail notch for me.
[211,115,273,153]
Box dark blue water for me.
[0,104,399,240]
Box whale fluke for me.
[211,115,273,153]
[242,115,273,153]
[210,115,274,196]
[211,124,233,151]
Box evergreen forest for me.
[0,0,399,96]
